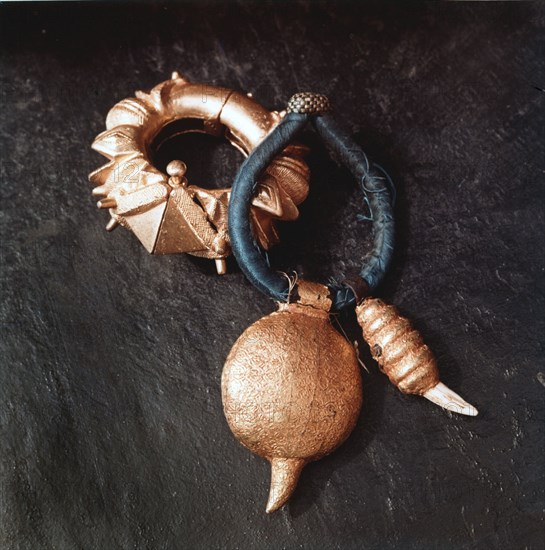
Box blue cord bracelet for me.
[228,93,395,312]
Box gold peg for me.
[215,258,227,275]
[105,218,119,232]
[97,197,117,209]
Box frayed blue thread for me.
[360,151,371,173]
[374,163,396,207]
[357,170,395,223]
[357,195,373,222]
[360,172,393,198]
[327,278,356,311]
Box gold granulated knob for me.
[287,92,331,114]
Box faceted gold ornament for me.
[222,282,362,513]
[89,71,310,274]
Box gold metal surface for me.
[356,297,478,416]
[222,281,362,513]
[89,72,310,273]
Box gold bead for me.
[166,160,187,178]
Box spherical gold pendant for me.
[222,296,362,513]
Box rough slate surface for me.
[1,2,543,549]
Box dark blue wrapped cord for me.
[228,93,395,312]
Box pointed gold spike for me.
[423,382,478,417]
[266,458,305,514]
[105,218,119,232]
[97,197,117,209]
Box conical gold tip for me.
[423,382,479,417]
[266,457,306,513]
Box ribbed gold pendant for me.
[356,298,478,416]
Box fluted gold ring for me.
[89,72,310,274]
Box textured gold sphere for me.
[222,303,362,512]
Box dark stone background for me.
[1,2,543,549]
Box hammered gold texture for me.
[89,72,310,267]
[111,182,169,217]
[264,155,310,206]
[356,298,440,395]
[222,299,362,512]
[154,186,217,256]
